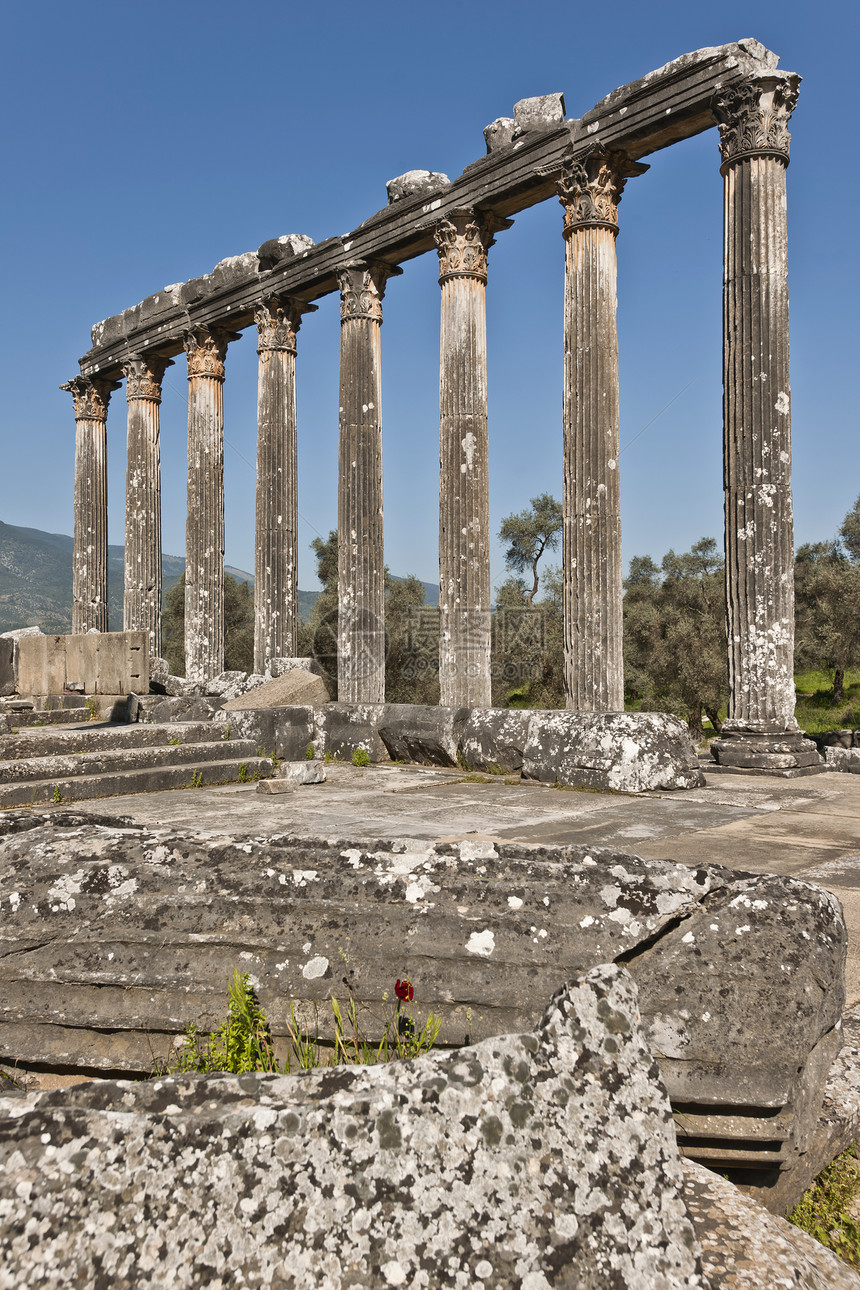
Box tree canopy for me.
[498,492,563,606]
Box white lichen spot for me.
[381,1263,407,1287]
[775,391,790,415]
[9,892,20,911]
[466,929,496,957]
[735,925,751,935]
[302,956,329,980]
[579,915,595,929]
[682,931,696,944]
[292,870,319,887]
[507,895,524,909]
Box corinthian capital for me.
[337,261,401,323]
[123,355,173,403]
[712,72,801,170]
[60,374,121,420]
[557,144,648,236]
[183,325,239,381]
[434,210,512,284]
[255,295,317,353]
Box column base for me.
[710,724,823,773]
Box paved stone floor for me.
[63,760,860,1003]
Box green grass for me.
[159,970,441,1076]
[794,668,860,735]
[787,1140,860,1267]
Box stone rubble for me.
[0,965,705,1289]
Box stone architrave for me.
[122,355,172,657]
[336,260,400,703]
[60,374,121,634]
[709,72,818,771]
[183,325,239,685]
[558,144,647,712]
[254,295,316,674]
[435,209,511,708]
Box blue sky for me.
[1,0,857,593]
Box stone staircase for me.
[0,721,273,807]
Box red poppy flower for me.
[395,979,414,1002]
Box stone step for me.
[10,708,92,729]
[0,756,273,807]
[0,722,231,761]
[0,739,261,785]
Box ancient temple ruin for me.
[64,39,817,771]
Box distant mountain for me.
[0,520,435,633]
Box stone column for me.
[435,210,510,709]
[122,354,172,658]
[61,374,120,634]
[709,72,818,771]
[183,325,238,685]
[336,260,400,702]
[558,145,646,711]
[254,295,316,674]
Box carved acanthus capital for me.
[337,262,401,323]
[557,144,648,236]
[255,295,316,354]
[183,326,239,381]
[434,210,512,284]
[60,374,121,421]
[712,72,801,171]
[123,355,173,403]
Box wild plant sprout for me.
[161,971,441,1076]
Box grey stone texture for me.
[435,210,510,708]
[459,707,533,773]
[521,709,704,791]
[15,631,148,698]
[708,72,818,772]
[61,375,119,635]
[0,965,705,1289]
[0,814,843,1176]
[558,145,646,712]
[312,701,387,762]
[266,655,325,679]
[254,296,314,673]
[122,355,171,657]
[826,747,860,773]
[337,261,399,704]
[682,1159,860,1289]
[219,668,329,711]
[183,326,237,685]
[204,670,268,701]
[215,704,315,761]
[513,91,566,131]
[255,232,315,271]
[273,758,326,785]
[483,115,516,151]
[385,169,451,203]
[378,701,470,766]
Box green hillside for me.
[0,520,436,634]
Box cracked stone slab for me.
[0,965,705,1289]
[0,812,845,1177]
[682,1158,860,1289]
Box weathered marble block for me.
[0,813,844,1179]
[0,966,705,1290]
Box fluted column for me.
[61,374,120,634]
[183,325,238,684]
[122,355,171,657]
[436,210,510,708]
[254,295,316,673]
[709,72,818,771]
[337,260,400,702]
[558,145,646,711]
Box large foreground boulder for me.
[0,812,844,1189]
[0,966,705,1289]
